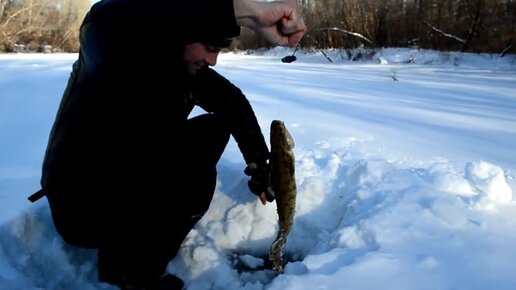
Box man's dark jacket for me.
[35,0,270,247]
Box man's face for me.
[183,42,221,75]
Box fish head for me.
[271,120,295,150]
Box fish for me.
[269,119,297,273]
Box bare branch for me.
[3,3,43,27]
[304,34,334,63]
[314,24,375,46]
[500,45,513,58]
[0,0,8,23]
[15,25,51,36]
[424,21,466,44]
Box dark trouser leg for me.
[180,114,231,221]
[99,114,230,288]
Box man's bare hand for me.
[259,192,268,205]
[234,0,306,47]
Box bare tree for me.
[1,0,89,52]
[2,0,514,53]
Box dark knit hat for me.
[202,36,234,48]
[184,25,239,48]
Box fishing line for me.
[277,42,301,121]
[273,41,301,132]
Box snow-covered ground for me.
[1,47,515,290]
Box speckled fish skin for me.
[269,120,297,273]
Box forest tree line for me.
[1,0,515,55]
[1,0,90,52]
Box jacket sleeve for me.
[192,68,270,166]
